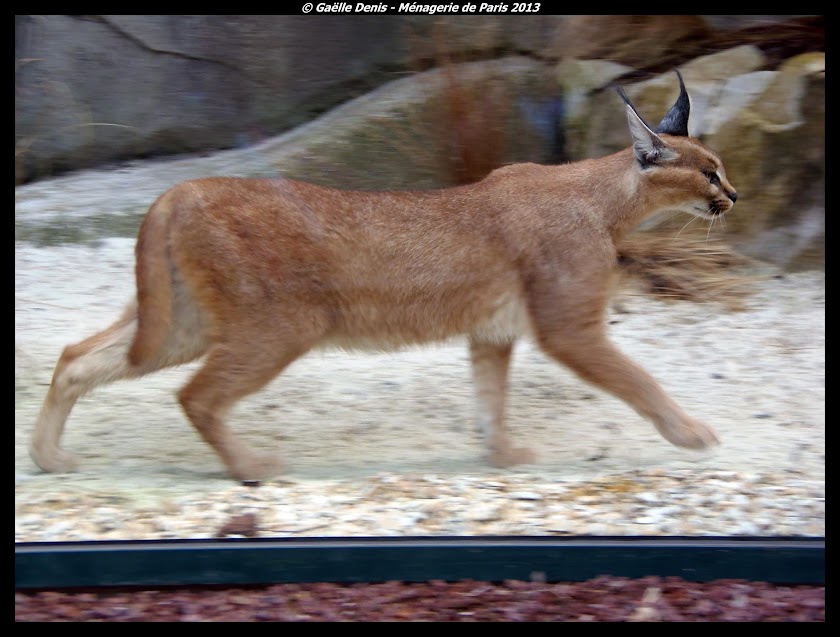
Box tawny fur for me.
[30,83,738,481]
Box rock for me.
[706,52,825,270]
[550,15,712,68]
[14,15,562,183]
[16,15,822,185]
[216,512,259,538]
[557,47,824,271]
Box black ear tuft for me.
[616,82,679,168]
[614,83,653,132]
[655,69,690,137]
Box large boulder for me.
[14,56,553,235]
[257,56,553,190]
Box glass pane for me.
[16,14,824,547]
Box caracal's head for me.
[616,70,738,221]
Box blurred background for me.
[15,15,824,271]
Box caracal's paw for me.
[229,451,284,482]
[661,417,720,450]
[490,446,538,468]
[29,445,80,474]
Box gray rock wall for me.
[14,14,558,182]
[16,15,812,183]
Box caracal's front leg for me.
[469,338,537,467]
[544,332,719,448]
[526,271,719,450]
[536,327,719,449]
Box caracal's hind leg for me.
[29,300,206,473]
[469,338,536,467]
[176,336,313,482]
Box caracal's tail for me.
[127,189,177,368]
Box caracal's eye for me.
[705,171,720,186]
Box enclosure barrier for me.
[15,535,825,590]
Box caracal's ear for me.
[655,69,690,137]
[614,71,687,168]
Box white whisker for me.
[674,213,700,240]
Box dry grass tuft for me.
[616,230,760,311]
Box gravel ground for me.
[15,150,824,621]
[15,577,825,622]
